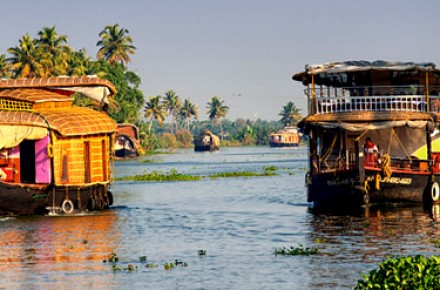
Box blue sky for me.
[1,0,439,121]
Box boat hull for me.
[269,141,299,147]
[308,170,365,207]
[308,170,434,207]
[115,148,139,158]
[365,170,432,203]
[0,182,113,216]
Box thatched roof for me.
[0,88,73,103]
[0,107,116,136]
[0,76,116,94]
[0,76,117,104]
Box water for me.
[1,147,440,289]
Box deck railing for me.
[305,85,440,115]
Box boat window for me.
[84,141,91,183]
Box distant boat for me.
[114,123,142,159]
[269,127,300,147]
[194,129,220,152]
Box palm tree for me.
[179,99,199,131]
[67,49,90,76]
[279,101,302,127]
[7,34,43,78]
[206,96,229,140]
[162,90,182,134]
[96,24,136,68]
[144,95,167,133]
[0,54,10,78]
[36,26,70,76]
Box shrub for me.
[176,129,193,148]
[160,133,178,149]
[355,255,440,289]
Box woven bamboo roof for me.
[0,88,73,103]
[0,76,116,95]
[0,107,116,136]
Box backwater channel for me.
[0,146,440,289]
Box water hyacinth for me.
[274,245,319,256]
[355,255,440,289]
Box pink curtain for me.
[35,135,51,183]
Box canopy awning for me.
[306,120,433,132]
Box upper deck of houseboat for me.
[293,61,440,120]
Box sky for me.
[1,0,439,121]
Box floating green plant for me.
[145,263,158,268]
[355,255,440,289]
[164,260,188,270]
[432,239,440,248]
[275,245,319,256]
[208,170,276,179]
[139,256,147,262]
[264,165,278,171]
[198,249,206,256]
[115,169,201,182]
[116,167,277,182]
[104,252,119,263]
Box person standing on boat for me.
[364,137,379,166]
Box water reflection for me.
[0,211,119,287]
[305,204,440,289]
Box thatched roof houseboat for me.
[0,76,117,215]
[115,123,142,158]
[194,129,220,152]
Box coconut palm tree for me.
[179,99,199,131]
[7,34,43,78]
[144,95,167,134]
[206,96,229,140]
[67,49,90,76]
[36,26,70,76]
[96,24,136,68]
[162,90,182,134]
[0,54,10,78]
[279,101,302,127]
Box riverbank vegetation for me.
[0,25,303,152]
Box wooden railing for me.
[305,85,440,115]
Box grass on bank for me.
[115,167,278,182]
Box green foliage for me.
[355,255,440,289]
[432,239,440,248]
[89,60,144,123]
[160,132,178,149]
[275,245,319,256]
[208,171,270,178]
[176,129,193,148]
[116,167,277,182]
[116,169,201,182]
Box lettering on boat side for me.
[380,177,412,185]
[327,178,357,186]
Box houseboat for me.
[115,123,142,158]
[194,129,220,152]
[0,76,117,215]
[269,127,300,147]
[293,60,440,207]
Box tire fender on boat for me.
[61,199,74,214]
[431,182,440,202]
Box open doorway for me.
[20,140,35,183]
